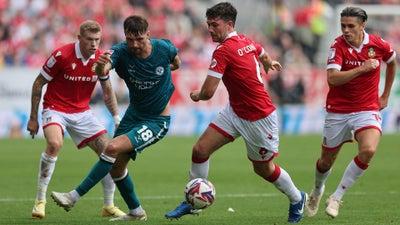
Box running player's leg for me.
[306,112,352,217]
[32,110,65,219]
[166,106,235,219]
[327,127,380,218]
[108,153,147,221]
[87,134,125,217]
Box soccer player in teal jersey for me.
[51,15,181,221]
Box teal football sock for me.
[76,159,113,196]
[115,173,140,210]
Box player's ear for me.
[146,31,150,39]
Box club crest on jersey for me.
[368,47,376,58]
[328,48,335,59]
[71,63,76,70]
[210,58,217,68]
[46,56,56,68]
[155,66,164,75]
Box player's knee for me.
[104,143,119,158]
[46,139,62,154]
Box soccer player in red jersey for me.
[27,20,124,219]
[166,2,307,223]
[305,7,396,218]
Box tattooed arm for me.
[99,78,120,127]
[27,74,49,138]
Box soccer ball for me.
[184,178,216,209]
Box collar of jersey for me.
[75,41,96,60]
[224,31,238,41]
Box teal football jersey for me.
[110,39,177,116]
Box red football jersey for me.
[208,32,275,121]
[326,32,396,113]
[40,42,101,113]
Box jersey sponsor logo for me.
[328,48,336,59]
[210,58,217,68]
[155,66,164,75]
[344,59,363,66]
[128,77,160,90]
[46,56,56,68]
[368,47,376,58]
[63,74,98,82]
[237,44,256,56]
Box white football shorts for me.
[211,105,279,162]
[322,110,382,150]
[41,109,107,149]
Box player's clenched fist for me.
[95,52,112,76]
[361,59,379,73]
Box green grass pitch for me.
[0,135,399,225]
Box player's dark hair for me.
[124,15,148,36]
[206,2,237,26]
[340,7,368,22]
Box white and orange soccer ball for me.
[184,178,216,209]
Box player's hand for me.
[269,60,282,71]
[361,59,379,73]
[190,90,200,102]
[379,95,389,110]
[95,52,112,76]
[27,118,39,139]
[98,52,112,65]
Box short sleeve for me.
[161,39,178,62]
[379,37,396,63]
[207,46,228,79]
[254,41,265,56]
[41,50,63,81]
[326,40,343,71]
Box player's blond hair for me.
[79,20,101,35]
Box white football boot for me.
[305,185,325,217]
[325,195,342,218]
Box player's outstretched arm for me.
[327,59,379,86]
[99,78,120,127]
[170,55,181,71]
[27,74,48,138]
[259,52,282,74]
[190,76,220,102]
[379,60,396,109]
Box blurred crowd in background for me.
[1,0,400,106]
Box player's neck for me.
[136,41,152,59]
[352,32,364,48]
[79,45,92,60]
